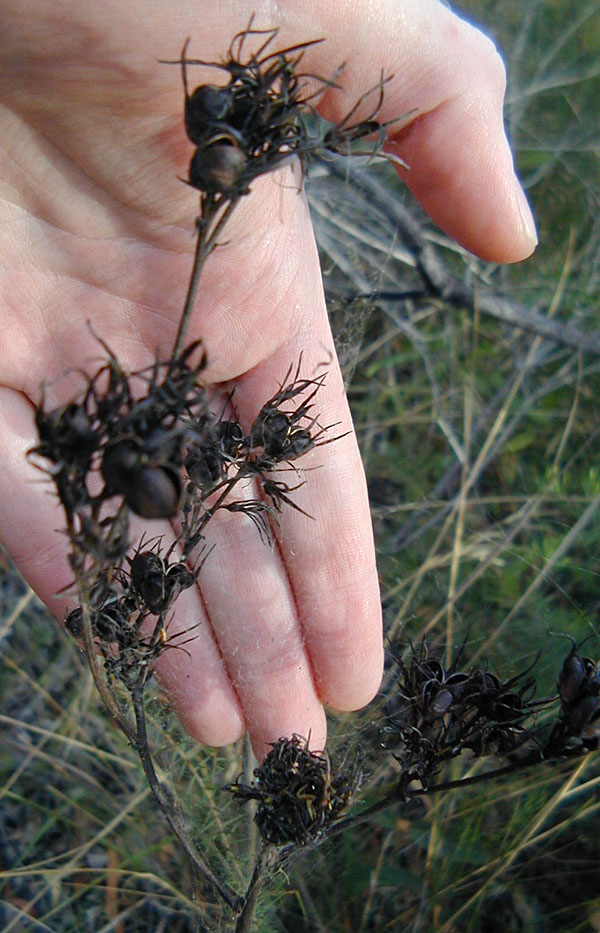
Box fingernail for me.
[514,178,538,249]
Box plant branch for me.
[326,744,592,839]
[173,197,241,357]
[326,160,600,356]
[235,847,280,933]
[131,689,243,912]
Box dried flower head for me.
[163,16,406,205]
[33,338,330,702]
[549,641,600,751]
[227,735,360,846]
[32,340,208,531]
[386,641,544,791]
[166,19,412,356]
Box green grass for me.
[3,1,600,930]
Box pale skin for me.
[0,0,536,759]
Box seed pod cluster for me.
[387,642,543,790]
[127,545,196,616]
[37,344,329,687]
[227,735,360,846]
[34,340,329,557]
[174,27,314,198]
[32,342,209,547]
[185,370,325,494]
[181,364,334,550]
[166,20,397,203]
[62,541,201,691]
[553,644,600,749]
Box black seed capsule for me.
[35,403,96,467]
[189,136,246,194]
[64,607,83,637]
[101,439,140,489]
[186,445,223,489]
[558,651,587,706]
[282,429,314,460]
[185,84,232,145]
[165,561,195,593]
[125,464,181,519]
[249,410,290,453]
[130,551,165,613]
[582,704,600,748]
[101,439,181,519]
[567,695,600,734]
[430,688,454,718]
[216,420,244,457]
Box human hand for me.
[0,0,536,758]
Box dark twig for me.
[370,286,600,356]
[174,197,240,357]
[79,599,136,745]
[131,690,243,912]
[326,159,600,356]
[327,744,591,840]
[235,847,281,933]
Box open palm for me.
[0,0,536,757]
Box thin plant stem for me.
[131,689,243,912]
[173,197,241,357]
[73,501,137,741]
[327,745,591,840]
[235,847,280,933]
[79,600,136,745]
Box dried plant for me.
[162,14,409,355]
[23,17,600,933]
[24,20,408,929]
[227,734,361,846]
[386,641,544,791]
